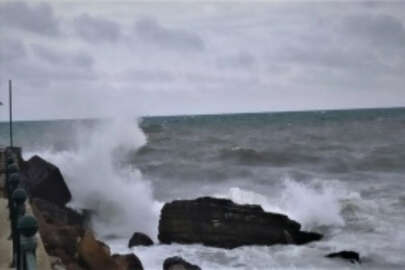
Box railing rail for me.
[5,148,38,270]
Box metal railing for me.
[5,148,38,270]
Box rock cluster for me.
[78,231,143,270]
[20,154,331,270]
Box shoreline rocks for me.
[78,230,144,270]
[158,197,322,249]
[21,155,144,270]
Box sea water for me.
[1,107,405,269]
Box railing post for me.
[5,156,15,200]
[12,188,27,270]
[7,160,20,267]
[6,164,19,207]
[18,215,38,270]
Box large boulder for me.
[20,155,71,207]
[128,232,154,248]
[158,197,322,249]
[163,257,201,270]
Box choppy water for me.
[1,107,405,269]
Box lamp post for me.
[9,80,13,147]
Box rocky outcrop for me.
[20,155,71,207]
[31,198,86,268]
[78,231,144,270]
[128,232,153,247]
[158,197,322,249]
[32,198,88,227]
[78,231,118,270]
[163,257,201,270]
[326,250,361,264]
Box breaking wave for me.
[217,178,350,230]
[219,146,321,166]
[24,119,162,240]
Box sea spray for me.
[25,119,161,240]
[278,179,346,229]
[218,178,347,230]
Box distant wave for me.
[354,144,405,172]
[219,146,321,166]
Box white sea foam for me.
[217,178,349,230]
[24,119,162,240]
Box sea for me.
[1,107,405,269]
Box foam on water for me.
[24,119,162,240]
[217,178,350,230]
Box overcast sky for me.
[1,0,405,120]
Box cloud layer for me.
[1,1,405,120]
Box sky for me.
[1,0,405,120]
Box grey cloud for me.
[216,51,255,69]
[6,59,97,89]
[0,37,26,63]
[134,18,204,51]
[2,44,96,90]
[31,44,94,69]
[0,1,59,36]
[74,14,121,43]
[278,45,379,70]
[121,69,174,82]
[343,14,405,53]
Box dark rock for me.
[31,198,88,227]
[128,232,154,247]
[78,230,119,270]
[163,256,201,270]
[66,263,87,270]
[112,254,144,270]
[31,198,85,266]
[20,155,71,207]
[77,230,145,270]
[294,231,323,245]
[158,197,322,248]
[326,250,361,264]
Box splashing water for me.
[25,119,161,240]
[219,178,347,230]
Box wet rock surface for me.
[20,155,71,207]
[128,232,154,247]
[326,250,361,264]
[159,197,322,248]
[163,256,201,270]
